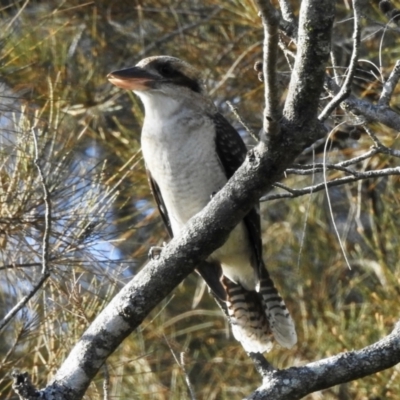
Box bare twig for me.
[180,352,196,400]
[322,127,352,270]
[227,101,258,142]
[292,147,380,170]
[287,163,358,176]
[364,125,400,157]
[262,166,400,201]
[378,60,400,106]
[102,364,110,400]
[5,0,29,31]
[31,128,51,275]
[0,273,50,332]
[164,336,196,400]
[319,0,362,121]
[285,147,383,177]
[330,51,341,85]
[0,262,43,271]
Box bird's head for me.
[107,56,206,97]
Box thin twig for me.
[0,262,43,271]
[378,60,400,106]
[330,50,341,85]
[297,149,316,270]
[227,101,258,142]
[261,166,400,202]
[287,163,358,176]
[319,0,362,121]
[31,128,51,275]
[322,127,352,270]
[299,147,380,169]
[180,352,196,400]
[164,336,196,400]
[364,125,400,157]
[5,0,29,31]
[287,148,381,176]
[0,273,50,331]
[102,363,110,400]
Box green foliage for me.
[0,0,400,399]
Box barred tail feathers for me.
[259,273,297,349]
[223,277,273,353]
[222,274,297,352]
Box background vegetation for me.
[0,0,399,399]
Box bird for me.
[107,56,297,353]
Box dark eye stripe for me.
[152,60,202,93]
[172,75,202,93]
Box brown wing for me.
[211,112,264,277]
[146,167,173,238]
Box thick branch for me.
[324,76,400,132]
[247,321,400,399]
[283,0,335,130]
[254,0,281,135]
[342,97,400,132]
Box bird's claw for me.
[148,243,166,260]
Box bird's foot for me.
[254,61,264,82]
[148,243,166,260]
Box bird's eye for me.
[159,64,175,77]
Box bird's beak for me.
[107,67,156,91]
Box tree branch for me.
[0,273,50,332]
[247,321,400,400]
[253,0,281,136]
[341,96,400,132]
[323,75,400,132]
[283,0,334,132]
[378,60,400,106]
[31,128,52,275]
[262,165,400,201]
[319,0,362,121]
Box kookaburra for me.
[107,56,297,353]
